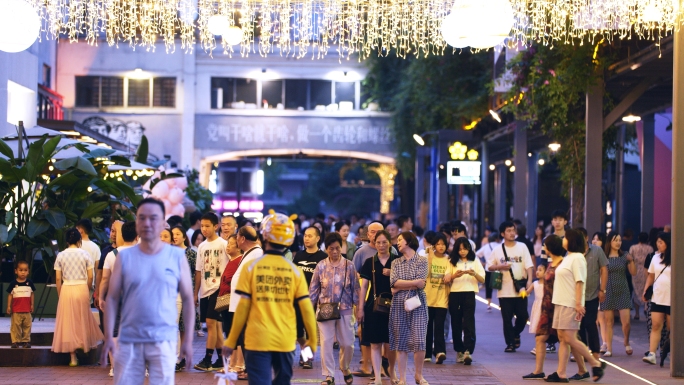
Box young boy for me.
[6,260,35,348]
[193,212,228,371]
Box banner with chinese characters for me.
[195,115,394,155]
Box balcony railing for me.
[37,84,64,121]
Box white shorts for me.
[552,304,581,331]
[114,341,177,385]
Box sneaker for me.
[643,352,656,365]
[456,352,465,363]
[194,358,213,372]
[302,361,313,369]
[463,351,472,365]
[487,305,492,312]
[23,343,31,348]
[505,345,516,353]
[175,358,186,372]
[569,372,590,381]
[10,343,19,349]
[197,330,206,337]
[109,368,114,377]
[602,351,612,357]
[211,358,224,371]
[436,353,446,364]
[546,343,556,353]
[522,372,545,380]
[530,348,537,355]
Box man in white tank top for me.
[101,198,196,385]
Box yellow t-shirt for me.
[235,253,310,352]
[425,254,450,308]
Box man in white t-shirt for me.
[193,212,228,372]
[486,221,534,353]
[77,219,102,276]
[98,220,137,377]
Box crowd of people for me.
[6,204,672,385]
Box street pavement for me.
[0,288,681,385]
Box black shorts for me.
[651,303,670,315]
[200,291,222,321]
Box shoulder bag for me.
[644,264,668,301]
[317,259,347,322]
[215,248,254,312]
[372,254,392,314]
[488,245,503,290]
[502,245,528,293]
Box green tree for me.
[503,42,618,224]
[364,51,492,173]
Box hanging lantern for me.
[0,0,40,53]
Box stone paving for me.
[0,288,682,385]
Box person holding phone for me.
[547,229,606,383]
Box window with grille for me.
[128,79,150,107]
[153,77,176,107]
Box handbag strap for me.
[327,258,347,303]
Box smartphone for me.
[301,346,314,362]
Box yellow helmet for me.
[260,210,297,247]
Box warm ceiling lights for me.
[18,0,684,58]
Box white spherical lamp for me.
[441,0,514,50]
[441,12,471,48]
[223,26,243,46]
[0,0,41,53]
[207,14,230,36]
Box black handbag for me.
[502,244,528,293]
[644,265,668,301]
[316,259,347,322]
[371,254,392,314]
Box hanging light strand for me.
[22,0,684,58]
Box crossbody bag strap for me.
[501,244,519,281]
[653,265,668,284]
[372,253,378,300]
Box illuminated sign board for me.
[446,161,481,185]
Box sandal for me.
[591,362,607,382]
[625,345,633,355]
[415,379,429,385]
[237,371,249,380]
[344,372,354,385]
[353,370,373,377]
[321,377,335,385]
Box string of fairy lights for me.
[23,0,684,58]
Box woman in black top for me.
[357,230,397,384]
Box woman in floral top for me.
[310,232,361,385]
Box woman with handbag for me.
[600,231,637,357]
[310,232,361,385]
[642,232,671,365]
[389,232,429,385]
[445,237,485,366]
[357,230,398,385]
